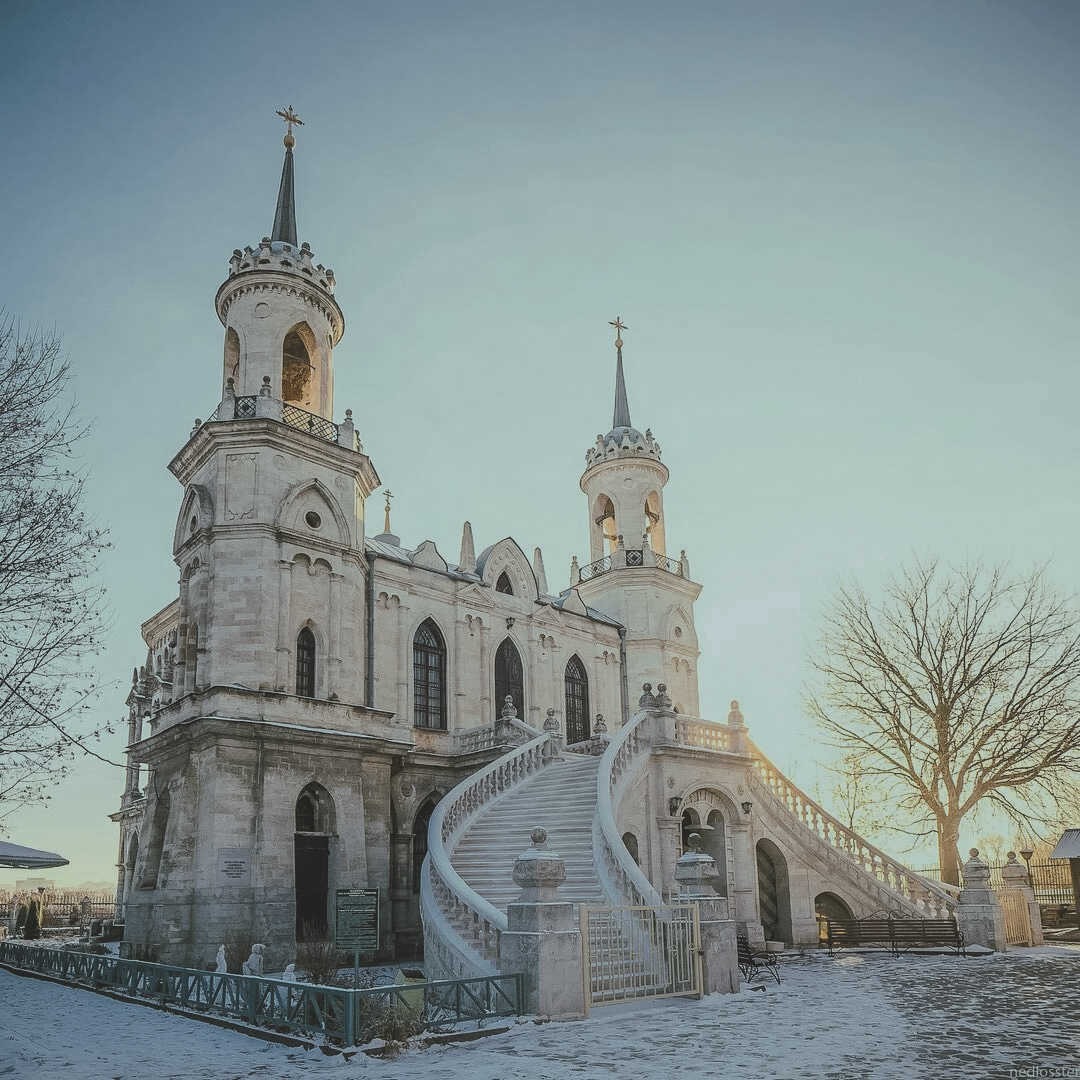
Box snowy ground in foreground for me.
[1,946,1078,1080]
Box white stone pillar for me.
[275,560,293,692]
[396,598,409,722]
[956,848,1007,952]
[674,834,738,995]
[499,827,584,1019]
[327,570,342,699]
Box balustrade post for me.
[955,848,1007,952]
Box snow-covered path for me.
[1,948,1078,1080]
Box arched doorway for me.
[815,891,854,943]
[495,638,524,722]
[756,838,793,946]
[564,655,589,744]
[705,809,728,897]
[294,783,335,941]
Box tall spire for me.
[271,107,303,247]
[609,316,632,429]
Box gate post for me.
[500,826,585,1020]
[675,834,739,995]
[956,848,1008,952]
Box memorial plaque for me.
[216,847,251,886]
[335,888,379,951]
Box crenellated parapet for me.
[228,238,336,293]
[584,426,663,469]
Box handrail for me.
[424,730,561,974]
[594,709,664,908]
[746,739,955,918]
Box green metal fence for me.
[0,941,523,1046]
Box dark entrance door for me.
[294,834,329,939]
[495,638,524,722]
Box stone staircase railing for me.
[452,716,541,756]
[747,739,955,918]
[423,729,562,978]
[671,715,739,753]
[594,708,664,908]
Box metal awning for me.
[1049,829,1080,860]
[0,840,70,869]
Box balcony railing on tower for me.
[577,549,686,583]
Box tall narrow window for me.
[495,637,524,722]
[413,619,447,729]
[412,798,438,894]
[496,571,514,595]
[564,655,589,743]
[296,627,316,698]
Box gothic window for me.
[564,655,589,744]
[223,327,240,389]
[282,328,312,404]
[496,571,514,595]
[413,619,447,729]
[295,793,317,832]
[296,627,316,698]
[495,637,524,722]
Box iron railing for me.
[918,861,1075,906]
[0,942,523,1046]
[577,551,683,583]
[214,397,341,446]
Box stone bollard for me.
[500,827,585,1020]
[673,834,739,995]
[1001,851,1044,946]
[955,848,1007,952]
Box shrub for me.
[223,927,257,975]
[295,923,350,985]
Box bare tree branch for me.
[808,555,1080,885]
[0,314,116,816]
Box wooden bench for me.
[737,934,781,984]
[826,915,965,958]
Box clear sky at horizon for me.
[2,1,1079,885]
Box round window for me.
[305,511,322,529]
[189,515,198,534]
[674,626,683,639]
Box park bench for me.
[737,934,781,984]
[826,914,965,958]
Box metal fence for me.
[0,942,523,1046]
[580,904,702,1016]
[1,889,116,927]
[917,861,1074,905]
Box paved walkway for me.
[0,947,1077,1079]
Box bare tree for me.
[808,557,1080,886]
[0,315,113,817]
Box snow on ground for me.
[1,947,1078,1080]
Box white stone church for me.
[112,122,956,974]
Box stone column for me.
[674,835,738,995]
[956,848,1007,952]
[1001,851,1044,946]
[275,559,293,692]
[499,827,585,1020]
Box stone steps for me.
[450,755,604,912]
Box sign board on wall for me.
[216,848,252,886]
[335,888,379,951]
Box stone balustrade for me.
[671,716,735,753]
[424,730,562,979]
[747,739,955,919]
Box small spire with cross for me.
[276,106,304,148]
[382,489,394,536]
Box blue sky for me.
[3,0,1079,884]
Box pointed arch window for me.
[564,655,590,744]
[496,571,514,595]
[413,619,447,730]
[412,797,438,894]
[495,637,524,723]
[296,627,316,698]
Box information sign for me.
[335,888,379,951]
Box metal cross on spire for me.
[382,489,394,536]
[276,106,304,140]
[609,316,628,350]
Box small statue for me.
[242,943,264,977]
[214,945,227,973]
[280,963,297,982]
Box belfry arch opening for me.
[645,490,665,555]
[282,324,316,406]
[223,327,239,391]
[594,495,617,555]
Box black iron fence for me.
[917,861,1074,905]
[2,889,116,928]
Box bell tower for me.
[167,111,379,706]
[574,319,702,715]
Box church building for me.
[112,115,702,966]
